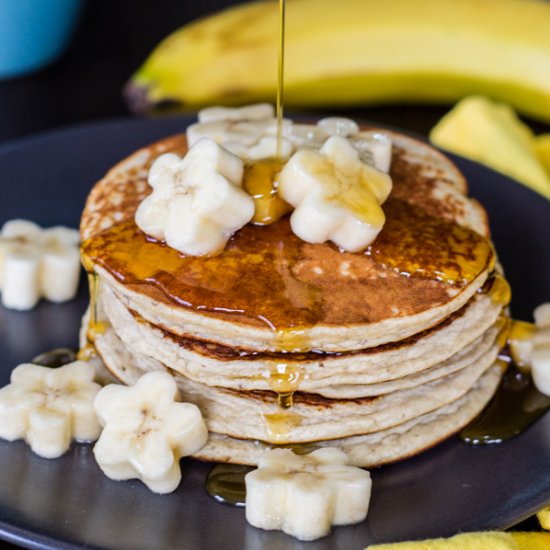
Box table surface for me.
[0,1,548,548]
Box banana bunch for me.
[126,0,550,123]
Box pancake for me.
[91,323,502,467]
[100,281,504,397]
[195,366,502,468]
[80,122,509,468]
[80,132,495,353]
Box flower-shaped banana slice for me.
[278,136,393,252]
[288,118,393,173]
[197,103,275,123]
[93,371,208,494]
[0,219,81,310]
[530,304,550,395]
[508,303,550,395]
[0,360,101,458]
[245,448,371,541]
[135,138,254,256]
[188,104,275,149]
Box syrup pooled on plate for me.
[460,320,550,445]
[460,360,550,445]
[206,463,253,507]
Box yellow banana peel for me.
[534,134,550,178]
[126,0,550,123]
[430,96,550,199]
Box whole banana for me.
[126,0,550,123]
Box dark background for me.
[0,1,546,547]
[2,0,548,147]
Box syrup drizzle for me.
[276,0,286,159]
[77,253,108,361]
[242,158,291,226]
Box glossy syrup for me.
[205,442,317,507]
[366,200,494,287]
[77,252,108,361]
[276,0,286,158]
[242,158,291,226]
[81,198,494,332]
[264,332,306,438]
[205,463,252,507]
[460,356,550,445]
[481,272,512,307]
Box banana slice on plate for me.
[508,303,550,395]
[0,219,81,310]
[245,447,371,541]
[0,361,101,459]
[93,371,208,494]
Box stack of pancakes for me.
[80,130,509,467]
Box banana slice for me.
[93,371,208,494]
[531,304,550,395]
[289,119,393,173]
[188,108,393,173]
[0,219,81,310]
[135,138,254,256]
[508,303,550,395]
[245,448,371,541]
[198,103,274,123]
[317,117,359,137]
[278,136,393,252]
[0,360,101,459]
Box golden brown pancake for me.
[80,132,495,352]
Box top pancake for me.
[80,130,495,352]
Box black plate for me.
[0,117,549,550]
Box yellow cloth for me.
[366,530,550,549]
[366,532,517,549]
[511,531,550,549]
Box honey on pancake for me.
[242,158,291,225]
[77,252,108,361]
[264,411,302,443]
[366,199,494,287]
[268,328,309,408]
[478,272,512,307]
[82,218,325,330]
[81,197,493,333]
[268,361,303,409]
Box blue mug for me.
[0,0,85,79]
